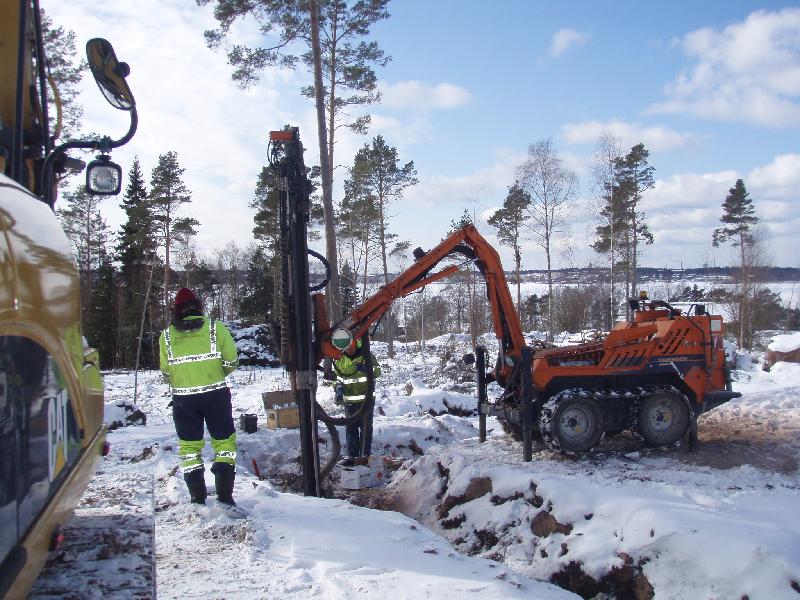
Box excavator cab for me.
[0,1,138,596]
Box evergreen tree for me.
[149,151,193,326]
[41,9,85,140]
[344,135,417,356]
[488,182,530,312]
[713,179,758,347]
[340,260,358,316]
[590,133,623,327]
[239,247,273,323]
[613,143,655,315]
[339,169,380,298]
[116,158,161,368]
[85,251,118,368]
[57,185,110,320]
[448,209,473,234]
[201,0,392,322]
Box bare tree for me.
[518,139,578,339]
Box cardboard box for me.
[266,407,300,430]
[340,456,385,489]
[340,465,374,490]
[262,390,295,410]
[368,455,385,484]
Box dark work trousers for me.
[345,401,372,458]
[172,387,235,461]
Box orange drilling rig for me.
[314,224,738,454]
[269,128,739,494]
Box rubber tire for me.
[637,390,690,446]
[540,394,604,453]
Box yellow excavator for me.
[0,1,137,597]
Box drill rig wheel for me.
[637,389,690,446]
[539,391,604,453]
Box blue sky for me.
[46,1,800,270]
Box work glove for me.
[356,363,368,373]
[334,383,344,406]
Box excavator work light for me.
[86,155,122,195]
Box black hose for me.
[308,248,330,291]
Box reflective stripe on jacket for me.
[159,317,239,395]
[333,352,381,404]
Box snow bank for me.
[768,332,800,353]
[388,439,800,600]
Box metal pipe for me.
[521,346,533,462]
[360,334,375,458]
[476,346,487,443]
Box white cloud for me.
[547,28,590,59]
[45,0,305,255]
[648,8,800,126]
[378,81,472,111]
[748,154,800,198]
[561,120,698,151]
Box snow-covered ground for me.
[32,334,800,599]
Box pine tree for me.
[41,9,85,140]
[201,0,392,322]
[591,133,623,327]
[344,135,417,356]
[85,251,118,368]
[239,247,273,323]
[340,261,358,316]
[448,209,473,234]
[613,143,655,316]
[149,151,193,327]
[713,179,758,347]
[488,182,530,312]
[57,185,110,321]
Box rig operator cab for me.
[0,1,137,597]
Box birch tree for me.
[518,139,578,340]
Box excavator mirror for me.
[86,38,135,110]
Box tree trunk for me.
[546,240,553,341]
[739,235,747,348]
[377,191,394,357]
[515,248,521,316]
[309,0,341,323]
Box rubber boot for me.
[211,461,236,505]
[184,469,207,505]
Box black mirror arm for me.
[41,107,138,209]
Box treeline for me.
[49,1,794,362]
[58,155,271,370]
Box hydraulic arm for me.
[314,224,526,385]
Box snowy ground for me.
[32,334,800,599]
